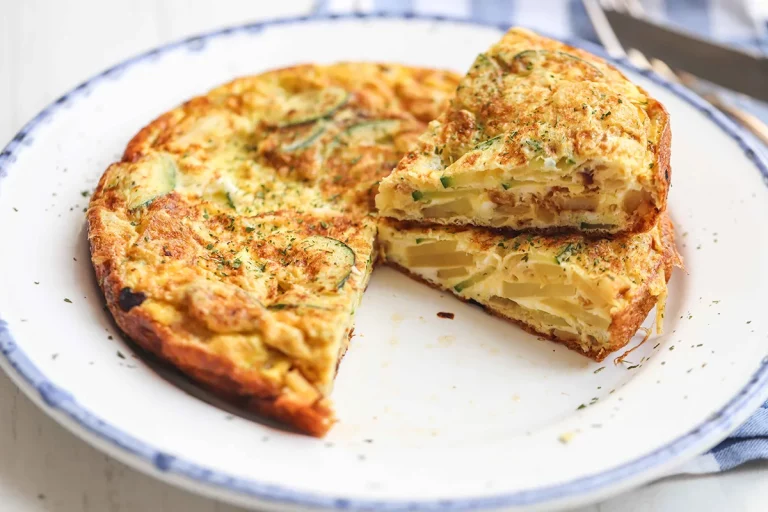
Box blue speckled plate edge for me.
[1,12,767,512]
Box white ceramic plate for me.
[1,14,767,512]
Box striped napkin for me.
[315,0,768,475]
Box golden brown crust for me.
[376,28,672,236]
[88,56,677,436]
[88,208,335,435]
[88,63,461,437]
[646,101,672,232]
[601,213,678,359]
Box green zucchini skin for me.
[282,122,327,152]
[128,154,177,210]
[267,303,334,311]
[453,270,491,293]
[278,87,350,128]
[340,119,400,142]
[510,49,603,76]
[298,235,357,290]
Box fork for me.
[583,0,768,147]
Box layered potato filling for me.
[378,218,670,353]
[375,144,657,234]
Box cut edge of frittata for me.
[376,27,671,236]
[377,213,680,361]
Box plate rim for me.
[1,12,767,511]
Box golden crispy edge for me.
[382,213,679,362]
[513,33,673,237]
[539,34,673,238]
[88,208,336,435]
[88,63,459,437]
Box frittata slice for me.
[378,214,679,361]
[88,63,460,436]
[376,28,671,235]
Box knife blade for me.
[605,9,768,102]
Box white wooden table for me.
[1,1,767,510]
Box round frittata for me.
[87,63,461,435]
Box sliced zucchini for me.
[278,87,349,127]
[467,53,502,89]
[454,270,492,293]
[281,122,327,152]
[225,191,236,209]
[204,176,240,211]
[472,135,502,151]
[499,179,532,190]
[338,119,401,145]
[509,49,603,76]
[297,235,356,290]
[127,153,177,210]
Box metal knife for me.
[604,9,768,102]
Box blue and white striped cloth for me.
[317,0,768,52]
[316,0,768,475]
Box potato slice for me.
[497,204,529,215]
[542,298,611,330]
[406,240,458,257]
[423,189,482,200]
[422,197,473,217]
[489,296,571,327]
[558,195,599,211]
[552,328,580,342]
[437,267,470,279]
[572,273,609,307]
[407,252,474,268]
[502,282,577,298]
[528,262,567,280]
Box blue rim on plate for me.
[1,12,768,511]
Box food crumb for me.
[436,311,455,319]
[558,432,577,444]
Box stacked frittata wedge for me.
[376,28,681,361]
